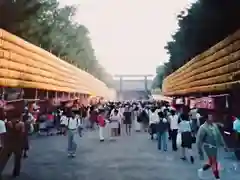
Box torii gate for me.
[114,74,154,100]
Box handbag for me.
[192,136,196,143]
[137,116,142,123]
[176,133,182,147]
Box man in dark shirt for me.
[0,111,25,179]
[89,106,98,130]
[123,106,132,135]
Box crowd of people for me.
[83,100,229,180]
[1,100,240,180]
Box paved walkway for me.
[3,130,240,180]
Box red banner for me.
[65,101,73,107]
[195,97,215,109]
[0,100,5,108]
[4,104,15,111]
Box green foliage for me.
[151,65,165,89]
[155,0,240,86]
[0,0,113,87]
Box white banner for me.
[152,95,173,103]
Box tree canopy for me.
[151,65,165,89]
[0,0,114,87]
[154,0,240,89]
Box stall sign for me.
[175,98,184,105]
[65,101,73,107]
[4,88,24,101]
[195,97,214,109]
[0,100,6,108]
[4,104,14,111]
[185,97,189,106]
[189,99,196,109]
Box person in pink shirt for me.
[46,112,54,136]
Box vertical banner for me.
[189,99,196,109]
[185,97,188,106]
[0,100,5,108]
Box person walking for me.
[62,108,80,157]
[197,114,227,180]
[178,114,194,163]
[157,111,168,151]
[149,107,159,140]
[233,116,240,159]
[133,106,141,132]
[123,106,132,136]
[97,109,106,142]
[0,109,6,152]
[0,112,25,179]
[189,107,200,136]
[109,109,121,138]
[89,106,98,130]
[21,108,34,158]
[168,110,179,151]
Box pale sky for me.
[59,0,195,76]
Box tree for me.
[0,0,113,87]
[160,0,240,77]
[151,65,165,89]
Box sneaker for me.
[68,153,72,157]
[181,157,187,161]
[71,153,76,157]
[198,169,204,179]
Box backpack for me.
[67,117,80,128]
[67,117,83,137]
[140,110,149,123]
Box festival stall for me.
[0,29,114,117]
[162,28,240,159]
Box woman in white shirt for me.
[169,110,179,151]
[178,114,194,163]
[109,109,121,137]
[149,108,159,140]
[60,112,68,135]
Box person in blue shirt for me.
[233,117,240,133]
[233,116,240,160]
